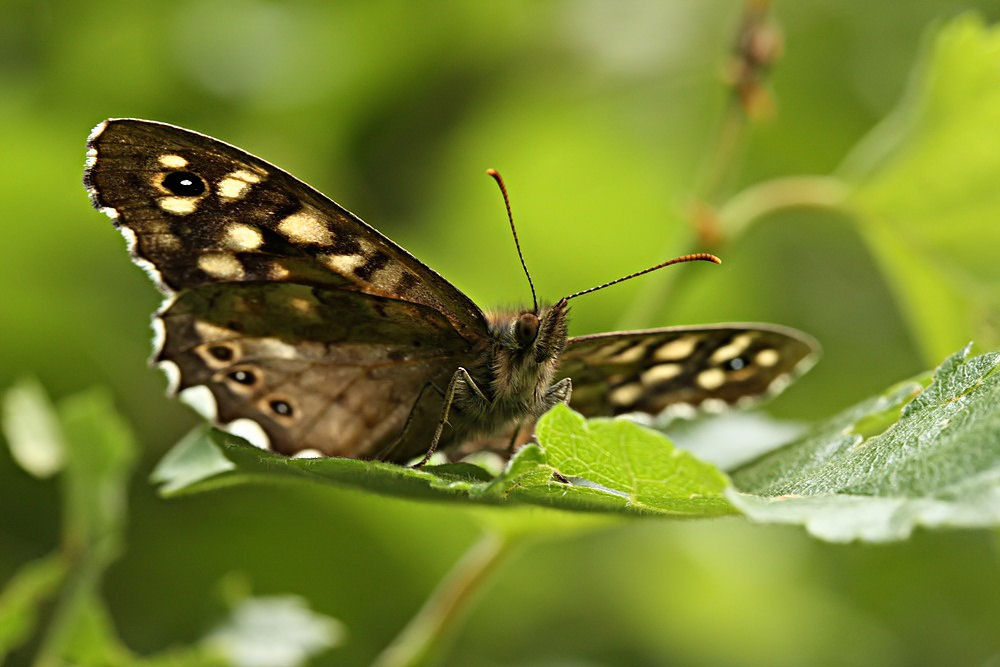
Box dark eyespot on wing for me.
[229,369,256,385]
[162,171,206,196]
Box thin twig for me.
[373,531,519,667]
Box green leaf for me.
[0,554,68,660]
[57,389,137,559]
[49,596,135,666]
[33,389,138,665]
[149,426,237,494]
[532,405,734,516]
[840,14,1000,361]
[2,378,66,478]
[729,345,1000,542]
[152,406,735,519]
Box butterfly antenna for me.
[488,169,538,314]
[563,253,722,301]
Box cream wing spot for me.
[767,373,792,395]
[217,170,262,201]
[640,363,683,386]
[158,154,188,169]
[755,348,780,367]
[217,178,250,200]
[662,402,698,420]
[232,169,262,183]
[701,398,728,413]
[193,320,238,340]
[225,419,271,451]
[654,336,699,361]
[291,449,324,459]
[321,252,366,274]
[179,385,218,421]
[289,296,316,316]
[158,196,198,215]
[158,359,181,394]
[155,233,182,251]
[696,368,727,390]
[84,146,99,170]
[223,223,264,251]
[197,253,245,280]
[278,208,333,245]
[254,338,300,360]
[603,343,647,364]
[269,262,291,280]
[371,261,402,289]
[710,333,754,363]
[609,382,644,407]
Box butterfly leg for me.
[373,381,443,462]
[542,377,572,410]
[505,423,523,455]
[411,367,488,468]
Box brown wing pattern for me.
[85,118,488,341]
[158,283,482,460]
[558,324,818,418]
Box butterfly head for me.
[490,298,568,363]
[486,299,569,409]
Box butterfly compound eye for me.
[162,171,206,197]
[515,312,540,346]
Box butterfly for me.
[84,119,818,464]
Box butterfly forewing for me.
[559,325,818,418]
[85,118,488,340]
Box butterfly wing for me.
[84,118,488,340]
[558,324,818,418]
[85,118,491,460]
[159,282,480,460]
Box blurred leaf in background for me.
[2,0,999,665]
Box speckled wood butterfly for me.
[84,119,818,464]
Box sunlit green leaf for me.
[0,554,67,660]
[533,405,734,516]
[730,345,1000,542]
[841,14,1000,361]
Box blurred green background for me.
[2,0,998,665]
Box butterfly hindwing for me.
[158,282,481,459]
[559,324,818,418]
